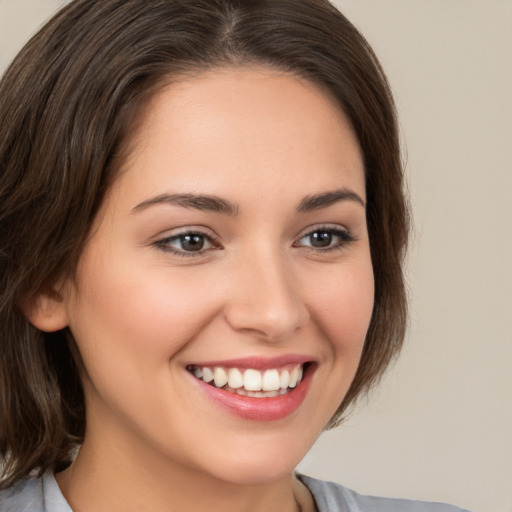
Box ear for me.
[23,285,70,332]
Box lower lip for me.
[189,367,314,421]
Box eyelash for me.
[155,230,220,257]
[294,226,355,252]
[155,226,355,257]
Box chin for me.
[192,437,311,486]
[208,460,296,486]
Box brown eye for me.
[179,234,206,251]
[296,227,354,250]
[309,231,333,247]
[157,231,217,255]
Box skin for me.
[32,67,374,512]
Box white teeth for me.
[190,363,306,395]
[280,369,290,389]
[262,369,280,391]
[243,369,262,391]
[202,367,214,383]
[213,367,228,388]
[289,366,299,388]
[228,368,243,389]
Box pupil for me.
[311,231,332,247]
[182,234,204,251]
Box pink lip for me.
[188,363,315,421]
[188,354,314,370]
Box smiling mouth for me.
[186,363,312,398]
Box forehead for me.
[111,66,365,210]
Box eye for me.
[295,227,354,251]
[156,231,218,256]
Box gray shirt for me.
[0,473,472,511]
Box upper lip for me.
[187,354,315,370]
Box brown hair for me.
[0,0,408,488]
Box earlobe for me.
[23,287,69,333]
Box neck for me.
[56,435,313,512]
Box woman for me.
[0,1,469,511]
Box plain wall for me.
[1,2,511,512]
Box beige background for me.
[1,1,511,511]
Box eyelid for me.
[295,223,352,239]
[152,223,356,257]
[293,224,356,250]
[154,227,221,257]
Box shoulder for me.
[0,476,45,512]
[0,473,71,512]
[299,474,473,512]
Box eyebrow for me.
[297,188,365,212]
[131,187,365,216]
[132,193,240,216]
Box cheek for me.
[67,258,223,373]
[289,255,374,429]
[115,275,218,353]
[309,257,374,361]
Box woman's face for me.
[61,67,374,484]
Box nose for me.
[223,251,310,342]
